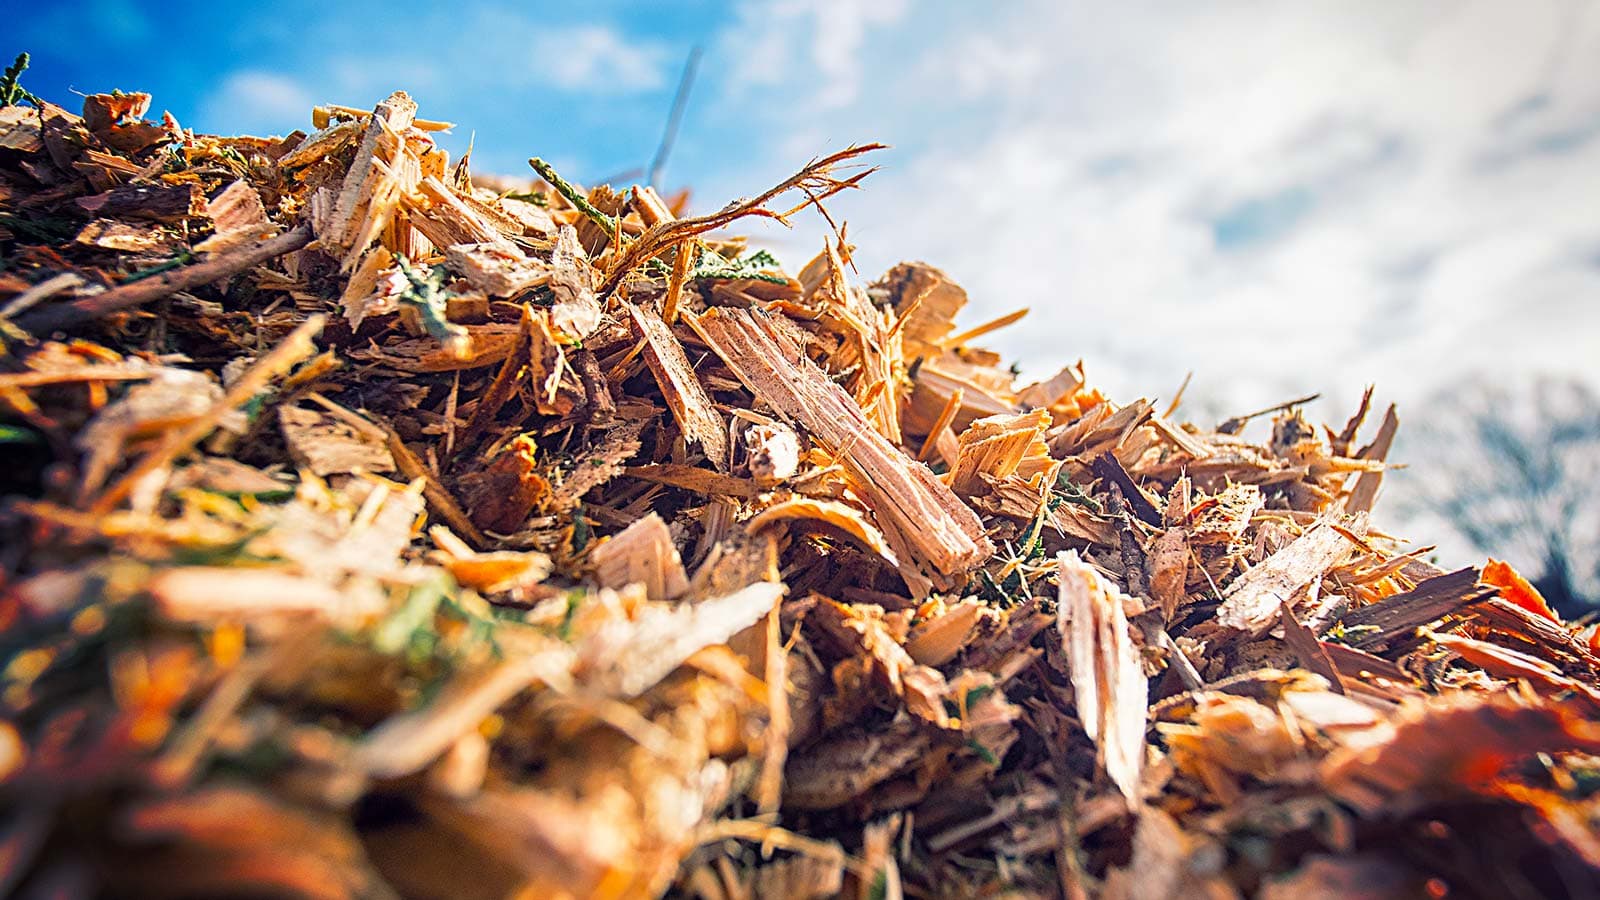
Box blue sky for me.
[12,0,1600,417]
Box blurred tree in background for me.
[1394,377,1600,618]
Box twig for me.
[597,143,885,298]
[1217,392,1321,434]
[647,46,702,188]
[16,223,314,333]
[528,157,618,240]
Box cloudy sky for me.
[15,0,1600,418]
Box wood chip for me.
[693,307,989,592]
[1058,550,1147,804]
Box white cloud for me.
[742,0,1600,424]
[721,0,912,109]
[195,71,316,137]
[531,25,671,93]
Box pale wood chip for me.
[630,301,729,469]
[279,405,396,476]
[548,224,602,342]
[359,637,576,778]
[948,409,1052,496]
[1058,549,1147,805]
[1147,527,1190,621]
[1216,514,1366,636]
[692,307,989,593]
[445,241,549,297]
[1344,403,1398,514]
[589,512,689,603]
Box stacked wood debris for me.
[3,82,1600,899]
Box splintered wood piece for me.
[904,598,984,666]
[279,405,396,476]
[88,316,325,515]
[940,306,1028,350]
[547,225,602,342]
[624,463,760,498]
[746,497,899,568]
[74,219,178,254]
[1017,360,1084,410]
[410,175,519,254]
[630,302,729,470]
[353,322,523,373]
[1147,526,1190,621]
[339,245,396,327]
[359,638,577,778]
[1320,694,1600,815]
[797,240,904,443]
[1091,452,1161,527]
[76,182,205,223]
[17,223,315,332]
[1332,567,1493,649]
[277,118,365,169]
[326,91,417,268]
[903,365,1014,439]
[1345,403,1397,514]
[1481,558,1563,623]
[783,715,932,810]
[445,242,549,297]
[947,409,1051,496]
[429,525,552,596]
[1148,414,1212,460]
[379,421,491,548]
[1471,598,1600,671]
[874,262,968,360]
[205,180,268,233]
[1058,550,1147,805]
[575,580,785,698]
[692,307,990,592]
[147,567,383,625]
[1279,600,1346,694]
[1217,514,1366,636]
[589,512,689,603]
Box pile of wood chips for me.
[3,87,1600,900]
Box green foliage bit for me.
[970,468,1112,604]
[1556,756,1600,798]
[690,248,790,285]
[0,424,40,444]
[570,504,591,553]
[641,257,673,280]
[372,574,451,659]
[963,683,996,708]
[210,734,292,780]
[1321,621,1381,645]
[1018,468,1096,562]
[972,567,1018,606]
[557,588,587,642]
[1054,471,1104,515]
[503,191,549,207]
[371,571,503,671]
[121,249,194,284]
[965,737,1000,766]
[527,157,618,240]
[0,212,78,244]
[394,256,470,358]
[0,52,42,109]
